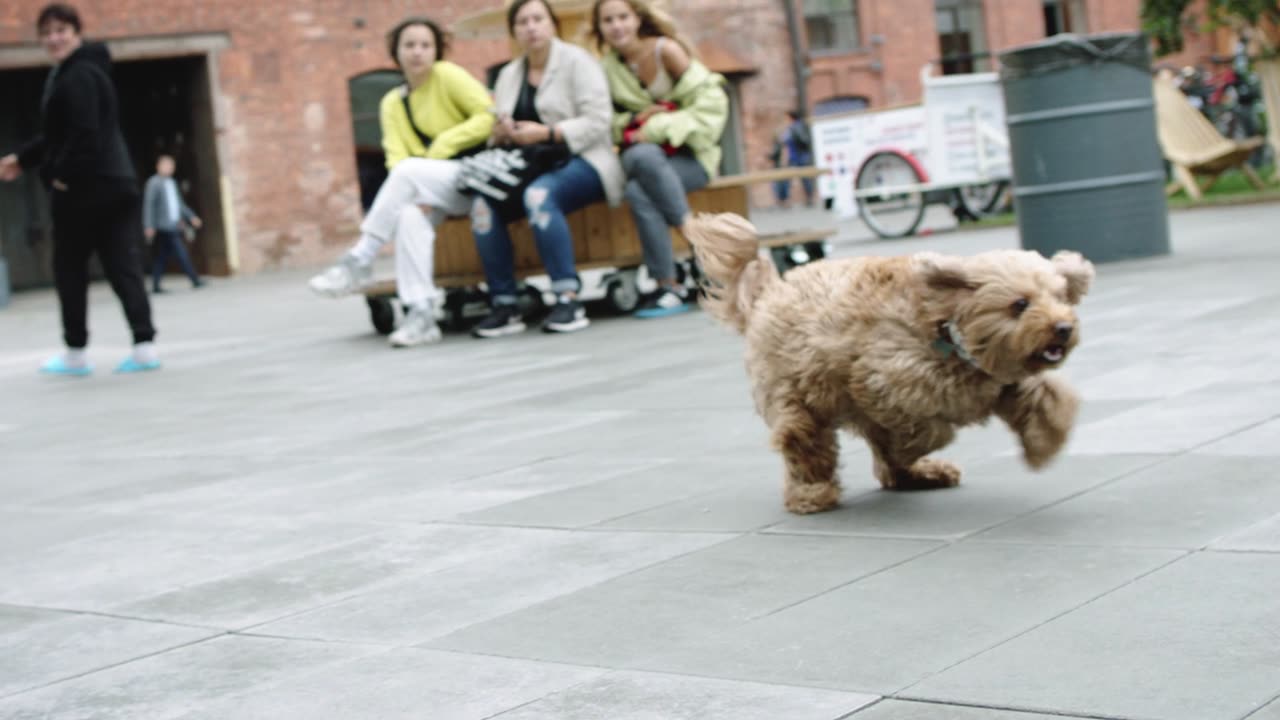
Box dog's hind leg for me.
[996,374,1081,469]
[771,404,841,514]
[863,423,961,491]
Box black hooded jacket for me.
[15,41,137,192]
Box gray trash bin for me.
[0,256,9,308]
[999,32,1170,262]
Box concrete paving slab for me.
[629,542,1181,693]
[977,454,1280,548]
[906,552,1280,720]
[849,700,1097,719]
[0,635,382,720]
[113,524,578,630]
[765,454,1166,540]
[0,613,216,698]
[1210,512,1280,552]
[251,529,731,646]
[2,204,1279,718]
[171,648,606,720]
[490,670,878,720]
[0,512,384,608]
[426,534,941,668]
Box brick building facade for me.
[0,0,1221,284]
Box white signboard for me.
[921,71,1011,188]
[813,105,928,219]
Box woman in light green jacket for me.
[591,0,729,318]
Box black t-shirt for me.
[512,69,541,124]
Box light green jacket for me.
[602,49,729,180]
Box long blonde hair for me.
[589,0,694,57]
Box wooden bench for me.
[362,166,833,333]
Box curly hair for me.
[386,16,449,66]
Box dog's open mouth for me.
[1037,344,1066,364]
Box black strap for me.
[400,85,433,148]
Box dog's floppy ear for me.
[915,252,974,292]
[1051,251,1094,304]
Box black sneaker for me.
[472,304,527,338]
[541,295,589,333]
[634,287,691,319]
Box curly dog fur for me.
[687,212,1094,514]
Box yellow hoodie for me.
[378,60,495,169]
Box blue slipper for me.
[634,303,692,319]
[114,357,162,374]
[39,356,92,376]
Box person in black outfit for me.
[0,3,160,375]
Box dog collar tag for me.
[936,322,980,368]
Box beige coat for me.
[492,38,626,206]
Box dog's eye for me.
[1011,298,1030,315]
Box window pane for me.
[804,0,860,51]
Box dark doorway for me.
[115,55,227,277]
[348,69,403,211]
[0,54,225,291]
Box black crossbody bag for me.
[400,86,485,159]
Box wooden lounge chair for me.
[1151,74,1266,200]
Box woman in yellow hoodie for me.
[591,0,728,318]
[308,16,494,347]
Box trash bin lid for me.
[999,32,1150,81]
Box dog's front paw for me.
[1012,377,1080,469]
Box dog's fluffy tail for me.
[686,212,778,334]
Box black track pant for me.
[51,182,155,349]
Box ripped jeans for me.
[471,156,605,305]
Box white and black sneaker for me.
[472,304,527,338]
[634,286,691,319]
[542,295,589,333]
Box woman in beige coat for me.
[470,0,625,338]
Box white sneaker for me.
[389,307,442,347]
[308,254,373,297]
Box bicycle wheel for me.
[955,180,1010,220]
[855,150,926,238]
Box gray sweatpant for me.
[621,143,709,283]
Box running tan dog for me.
[687,212,1093,514]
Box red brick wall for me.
[2,1,505,274]
[0,0,1229,270]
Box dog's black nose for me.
[1053,322,1074,341]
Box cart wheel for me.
[604,270,640,314]
[769,247,793,274]
[517,285,547,318]
[803,240,827,261]
[441,291,469,333]
[366,296,396,336]
[954,180,1009,221]
[855,150,926,239]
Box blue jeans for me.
[783,152,815,202]
[622,144,708,283]
[471,156,605,305]
[151,229,200,289]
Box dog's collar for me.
[934,321,981,369]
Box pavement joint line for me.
[1241,691,1280,719]
[0,630,230,702]
[886,695,1140,720]
[748,540,954,623]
